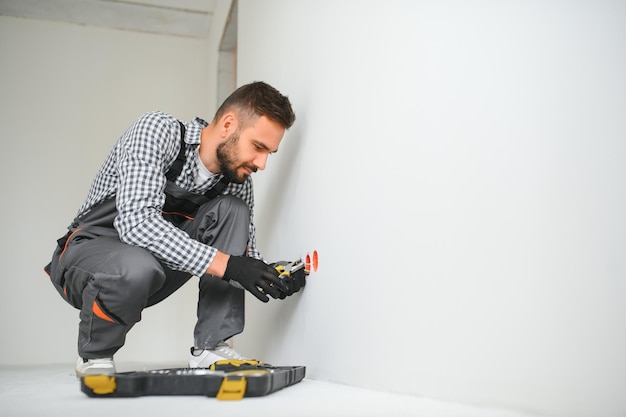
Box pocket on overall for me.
[47,228,100,308]
[45,230,80,305]
[162,181,209,225]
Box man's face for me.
[216,115,285,183]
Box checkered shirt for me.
[75,111,262,276]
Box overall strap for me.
[166,121,230,198]
[204,176,229,199]
[165,121,187,181]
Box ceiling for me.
[0,0,218,38]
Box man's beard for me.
[216,131,256,184]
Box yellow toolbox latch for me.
[216,375,247,400]
[83,375,117,395]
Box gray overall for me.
[44,125,247,359]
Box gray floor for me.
[0,363,542,417]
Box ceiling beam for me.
[0,0,212,38]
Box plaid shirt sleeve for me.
[112,112,219,276]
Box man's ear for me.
[219,112,238,138]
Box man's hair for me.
[213,81,296,130]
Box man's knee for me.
[213,195,249,221]
[189,196,250,252]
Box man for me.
[44,81,305,377]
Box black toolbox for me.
[81,360,306,400]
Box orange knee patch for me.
[92,300,115,323]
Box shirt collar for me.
[184,117,209,145]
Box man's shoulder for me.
[128,111,181,141]
[136,110,177,125]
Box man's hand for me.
[223,256,285,302]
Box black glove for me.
[270,261,307,299]
[223,256,285,302]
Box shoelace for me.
[214,343,247,360]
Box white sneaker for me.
[189,342,250,368]
[75,357,116,377]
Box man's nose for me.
[254,154,268,171]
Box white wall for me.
[2,2,625,416]
[0,2,232,365]
[234,1,626,417]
